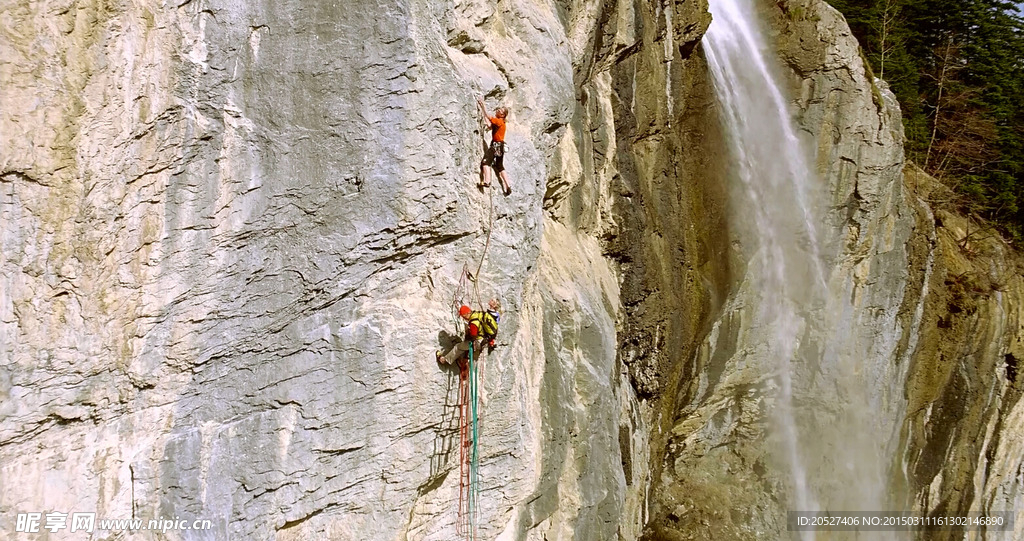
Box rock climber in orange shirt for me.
[477,97,512,197]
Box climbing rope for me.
[472,186,495,309]
[452,263,472,328]
[457,357,471,537]
[456,343,481,541]
[469,342,480,540]
[452,122,500,538]
[451,185,494,325]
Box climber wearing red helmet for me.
[437,302,500,365]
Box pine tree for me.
[828,0,1024,241]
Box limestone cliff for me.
[1,0,1022,540]
[897,167,1024,541]
[635,1,1024,539]
[0,0,693,538]
[637,1,1024,539]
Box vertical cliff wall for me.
[897,168,1024,541]
[0,0,568,537]
[636,0,916,535]
[3,0,1022,540]
[636,1,1024,539]
[0,0,702,539]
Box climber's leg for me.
[492,147,510,196]
[499,170,511,196]
[442,340,472,365]
[480,144,494,188]
[479,162,492,188]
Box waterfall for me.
[704,1,905,538]
[704,0,823,526]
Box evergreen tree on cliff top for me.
[829,0,1024,241]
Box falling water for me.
[704,0,826,524]
[704,0,902,538]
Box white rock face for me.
[0,0,628,538]
[3,0,1022,540]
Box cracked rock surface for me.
[0,0,650,538]
[2,0,1022,540]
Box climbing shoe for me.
[503,185,512,197]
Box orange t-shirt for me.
[489,117,506,142]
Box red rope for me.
[456,359,470,537]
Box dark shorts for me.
[482,141,506,173]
